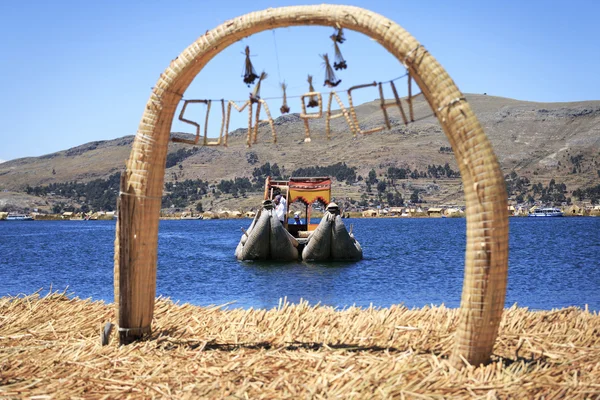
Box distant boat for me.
[5,214,34,221]
[528,207,563,217]
[180,215,202,220]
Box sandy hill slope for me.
[1,94,598,209]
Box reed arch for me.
[115,4,509,367]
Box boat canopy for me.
[288,177,331,206]
[265,176,331,207]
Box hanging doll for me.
[242,46,259,86]
[306,75,319,108]
[322,54,341,87]
[332,39,347,70]
[280,82,290,114]
[331,27,345,44]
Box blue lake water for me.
[0,217,598,310]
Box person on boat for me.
[274,194,287,224]
[293,211,303,225]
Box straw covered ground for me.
[1,292,599,399]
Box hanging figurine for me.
[322,54,341,87]
[331,27,345,44]
[280,82,290,114]
[307,75,319,108]
[332,37,347,70]
[250,71,267,103]
[242,46,259,86]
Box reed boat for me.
[235,176,362,261]
[234,199,299,261]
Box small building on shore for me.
[445,207,463,217]
[514,206,528,216]
[427,207,443,217]
[203,211,218,219]
[405,207,424,216]
[388,207,404,216]
[362,209,378,217]
[564,204,583,216]
[216,210,243,218]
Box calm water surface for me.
[1,218,598,310]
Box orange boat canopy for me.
[288,177,331,206]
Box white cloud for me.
[0,159,5,164]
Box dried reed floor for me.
[1,293,599,399]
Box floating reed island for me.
[1,292,599,399]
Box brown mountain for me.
[1,94,598,212]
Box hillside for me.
[0,94,599,212]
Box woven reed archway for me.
[115,4,509,367]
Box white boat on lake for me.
[528,207,563,217]
[4,214,34,221]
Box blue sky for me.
[0,0,598,162]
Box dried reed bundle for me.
[1,293,599,399]
[242,46,259,86]
[250,71,267,103]
[280,82,290,114]
[322,53,341,88]
[306,75,318,108]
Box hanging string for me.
[272,29,287,113]
[307,75,319,108]
[322,54,341,88]
[242,46,259,86]
[272,31,282,84]
[250,71,267,103]
[280,82,290,114]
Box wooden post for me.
[305,204,309,225]
[283,189,288,230]
[407,74,415,122]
